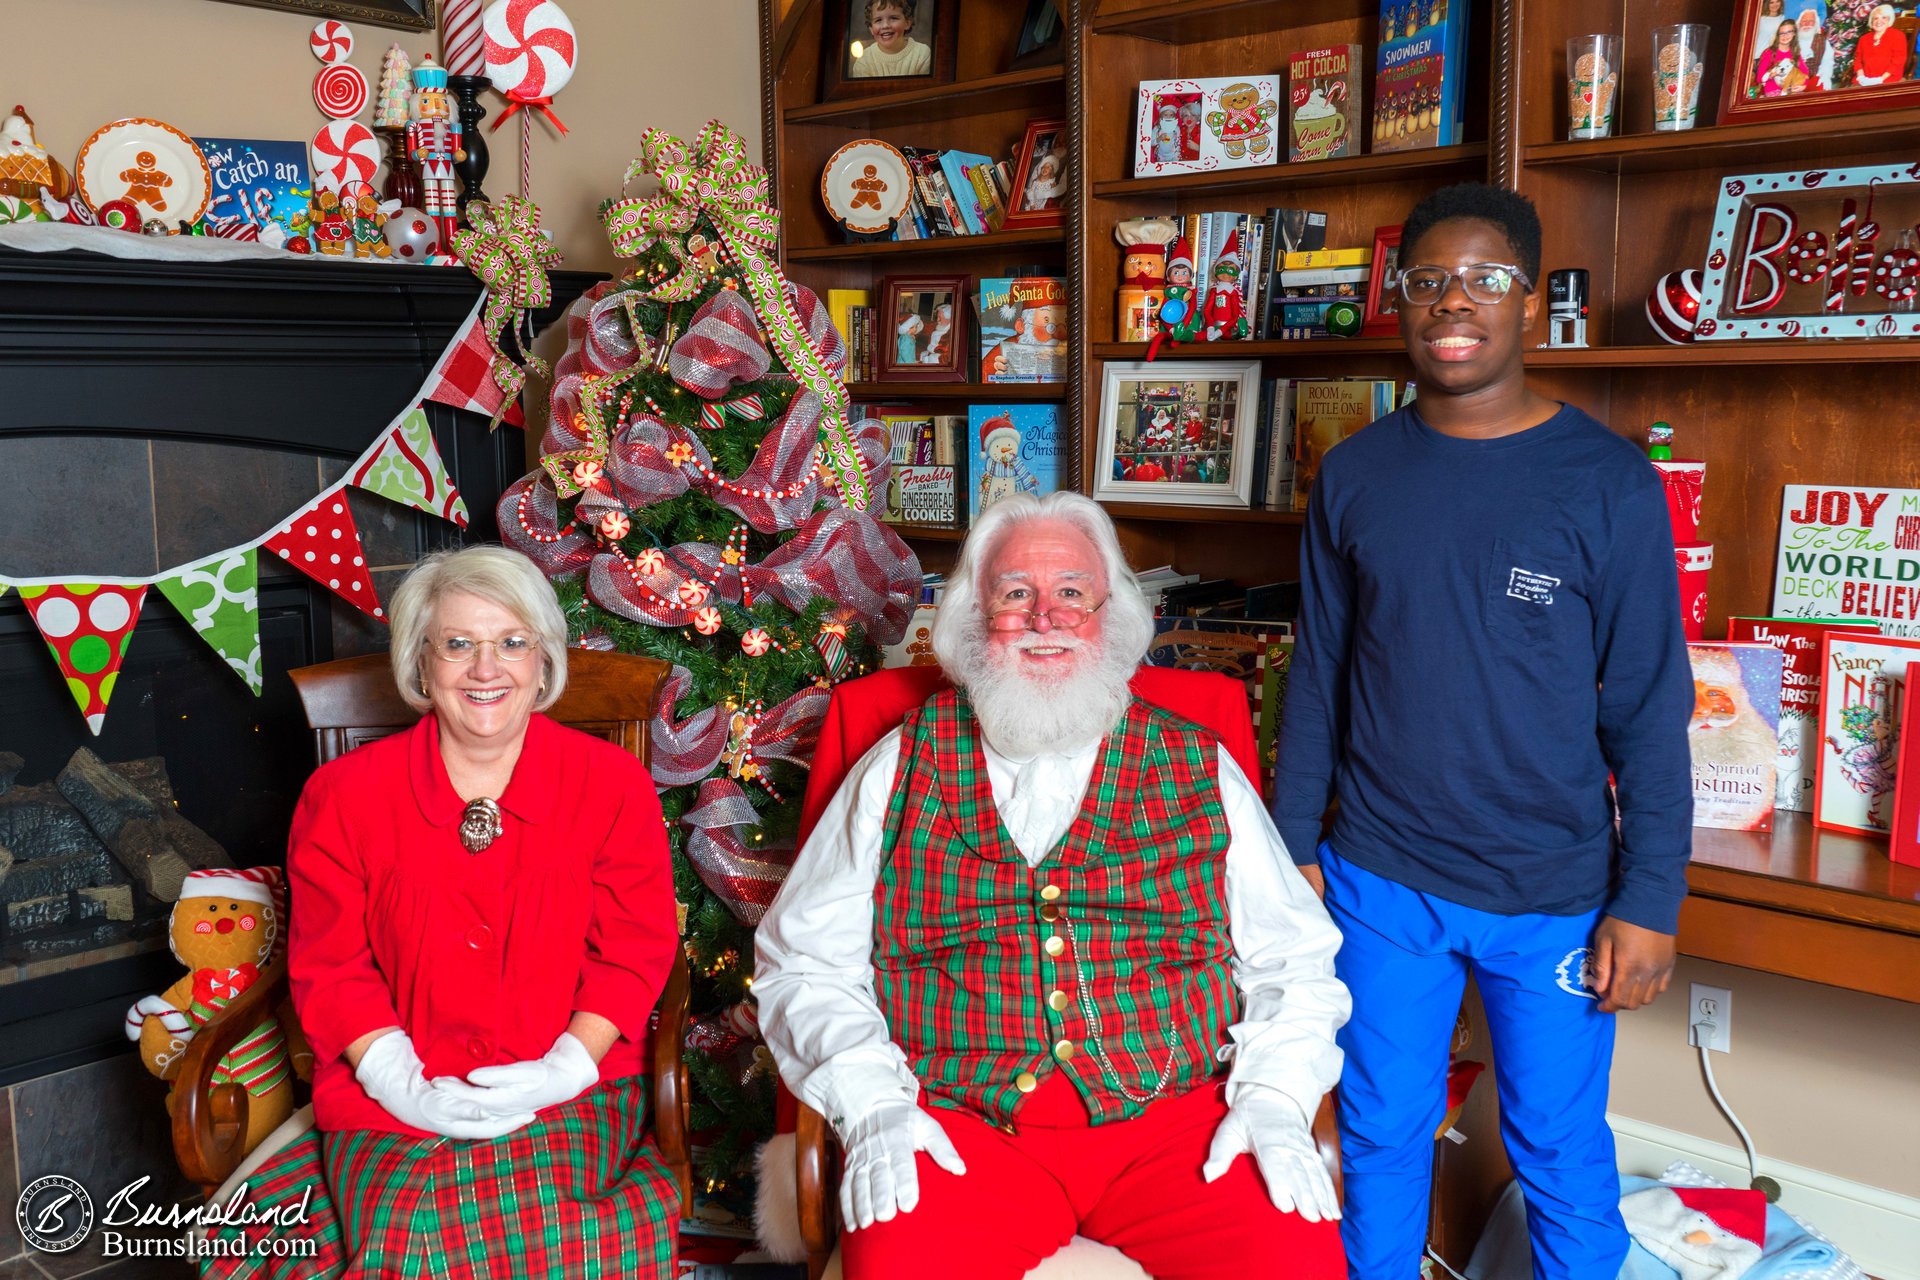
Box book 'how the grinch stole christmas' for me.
[499,121,920,1205]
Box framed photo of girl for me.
[1002,118,1069,231]
[1722,0,1920,125]
[820,0,959,101]
[877,274,970,382]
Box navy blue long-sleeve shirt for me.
[1270,403,1695,933]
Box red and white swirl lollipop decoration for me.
[483,0,577,195]
[309,120,381,192]
[314,63,369,120]
[310,19,354,63]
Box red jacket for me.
[288,712,676,1136]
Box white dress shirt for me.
[754,724,1351,1134]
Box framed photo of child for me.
[1721,0,1920,125]
[821,0,958,100]
[1091,360,1261,508]
[1002,118,1069,231]
[877,274,970,382]
[1362,224,1404,337]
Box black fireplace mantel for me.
[0,244,602,1084]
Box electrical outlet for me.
[1689,983,1732,1052]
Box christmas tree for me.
[375,44,413,129]
[500,121,919,1198]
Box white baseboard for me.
[1608,1113,1920,1280]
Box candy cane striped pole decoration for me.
[442,0,486,76]
[1828,199,1857,313]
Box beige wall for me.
[1609,956,1920,1198]
[6,0,764,271]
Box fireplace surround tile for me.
[0,439,157,579]
[150,444,326,571]
[1,1087,19,1261]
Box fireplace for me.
[0,245,598,1085]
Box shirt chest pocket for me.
[1484,536,1575,643]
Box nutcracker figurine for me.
[407,57,466,246]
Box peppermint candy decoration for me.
[209,220,260,242]
[635,547,666,575]
[598,510,631,540]
[1786,232,1829,284]
[677,579,710,606]
[692,606,723,636]
[1875,247,1920,301]
[314,63,370,120]
[741,628,772,656]
[572,458,605,488]
[310,19,354,63]
[308,120,380,192]
[483,0,578,101]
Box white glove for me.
[354,1031,534,1141]
[836,1099,967,1231]
[1201,1086,1340,1223]
[436,1032,599,1117]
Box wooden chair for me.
[784,666,1342,1280]
[170,648,692,1213]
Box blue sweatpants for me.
[1320,844,1627,1280]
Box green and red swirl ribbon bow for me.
[601,120,871,510]
[453,194,567,429]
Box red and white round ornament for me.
[634,547,666,575]
[571,458,604,489]
[692,607,723,636]
[310,19,355,63]
[308,120,381,192]
[314,63,369,120]
[482,0,578,102]
[1646,269,1704,345]
[677,580,710,607]
[740,628,772,657]
[597,510,631,540]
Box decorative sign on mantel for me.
[1695,163,1920,342]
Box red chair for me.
[775,664,1339,1280]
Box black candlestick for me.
[447,74,492,220]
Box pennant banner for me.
[351,407,470,528]
[424,306,529,427]
[17,583,149,736]
[263,489,385,620]
[154,551,263,694]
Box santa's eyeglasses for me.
[987,598,1108,632]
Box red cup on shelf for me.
[1674,541,1712,641]
[1654,459,1706,542]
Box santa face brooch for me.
[459,797,504,853]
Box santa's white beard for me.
[949,627,1135,758]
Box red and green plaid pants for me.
[201,1077,678,1278]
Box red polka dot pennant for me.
[16,583,149,736]
[262,490,386,619]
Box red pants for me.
[841,1072,1347,1280]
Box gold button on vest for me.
[1053,1039,1075,1061]
[1047,989,1070,1012]
[1014,1071,1038,1093]
[1043,935,1065,957]
[1039,904,1060,922]
[1039,884,1062,901]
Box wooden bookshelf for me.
[1525,341,1920,368]
[785,227,1065,261]
[847,381,1065,400]
[784,66,1066,125]
[1523,107,1920,175]
[1090,142,1488,198]
[1090,337,1405,360]
[1092,0,1380,44]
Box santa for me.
[982,302,1067,381]
[973,414,1042,514]
[754,492,1350,1279]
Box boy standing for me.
[1272,184,1693,1279]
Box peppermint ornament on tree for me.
[499,120,917,1194]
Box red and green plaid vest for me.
[873,689,1235,1127]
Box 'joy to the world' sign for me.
[1695,164,1920,342]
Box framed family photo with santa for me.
[1723,0,1920,124]
[877,274,970,382]
[1091,360,1261,508]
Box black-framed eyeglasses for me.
[1397,262,1534,307]
[425,635,537,663]
[987,597,1108,633]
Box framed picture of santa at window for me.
[1091,360,1260,508]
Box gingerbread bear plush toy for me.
[125,867,312,1159]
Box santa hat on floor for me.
[1619,1184,1767,1280]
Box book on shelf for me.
[828,289,870,383]
[939,149,998,235]
[1291,379,1396,511]
[971,403,1064,520]
[979,276,1068,383]
[1135,565,1202,612]
[1146,616,1294,797]
[1373,0,1472,154]
[1687,641,1785,833]
[1283,247,1372,270]
[1261,378,1297,509]
[1287,44,1362,163]
[1814,632,1920,835]
[1725,616,1880,813]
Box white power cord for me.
[1695,1018,1776,1201]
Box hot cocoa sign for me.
[1694,164,1920,341]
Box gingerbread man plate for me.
[76,118,212,227]
[821,139,911,236]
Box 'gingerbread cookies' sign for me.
[1133,76,1281,179]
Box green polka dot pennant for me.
[16,581,149,736]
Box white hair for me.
[388,546,569,713]
[931,493,1155,756]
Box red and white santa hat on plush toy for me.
[178,867,280,906]
[1619,1184,1766,1280]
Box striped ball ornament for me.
[1646,270,1704,345]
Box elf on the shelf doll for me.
[1202,229,1252,341]
[756,492,1350,1280]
